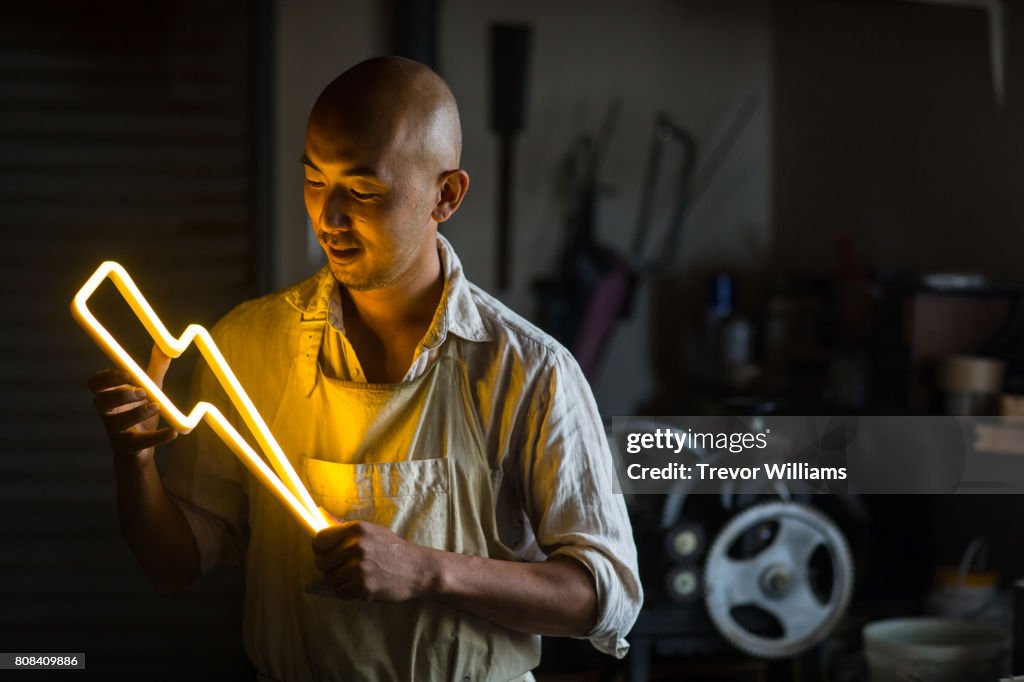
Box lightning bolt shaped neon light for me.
[72,261,329,535]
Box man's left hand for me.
[311,518,435,602]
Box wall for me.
[273,0,774,416]
[272,0,389,289]
[440,0,773,414]
[774,0,1024,585]
[774,0,1024,283]
[3,2,259,677]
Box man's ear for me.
[431,169,470,223]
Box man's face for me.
[302,118,439,291]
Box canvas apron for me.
[244,316,538,682]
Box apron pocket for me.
[303,456,450,549]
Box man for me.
[88,56,641,681]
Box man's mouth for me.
[327,246,362,263]
[318,232,363,264]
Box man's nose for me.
[322,187,352,228]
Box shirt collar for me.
[284,233,492,345]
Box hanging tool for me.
[489,23,532,291]
[570,114,698,376]
[572,97,759,379]
[532,99,620,347]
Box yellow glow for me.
[72,262,328,535]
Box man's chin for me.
[328,264,383,291]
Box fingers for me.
[312,520,362,555]
[332,577,371,601]
[87,368,134,394]
[319,555,372,600]
[101,400,177,457]
[88,362,178,460]
[311,524,419,602]
[110,426,178,454]
[88,344,175,401]
[92,385,147,413]
[103,401,161,434]
[147,345,172,388]
[314,543,365,572]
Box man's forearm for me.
[113,457,201,592]
[424,550,598,637]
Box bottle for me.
[704,273,756,390]
[703,273,733,387]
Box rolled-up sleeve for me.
[521,348,643,657]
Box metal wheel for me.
[703,502,854,658]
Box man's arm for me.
[428,548,597,636]
[113,452,202,592]
[88,349,201,592]
[312,519,597,636]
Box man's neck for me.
[342,245,444,336]
[337,243,444,383]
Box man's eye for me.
[351,190,379,200]
[305,179,325,189]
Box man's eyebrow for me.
[299,154,379,180]
[341,167,381,180]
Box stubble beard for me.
[324,235,423,292]
[329,263,386,291]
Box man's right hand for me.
[86,345,201,591]
[87,345,177,468]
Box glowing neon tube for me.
[72,261,328,535]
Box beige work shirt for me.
[164,233,643,677]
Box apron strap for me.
[297,312,327,397]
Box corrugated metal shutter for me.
[0,2,263,679]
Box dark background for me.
[2,0,1022,679]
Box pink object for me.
[572,250,631,380]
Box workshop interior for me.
[3,0,1024,680]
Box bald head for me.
[307,56,462,174]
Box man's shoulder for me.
[464,282,573,373]
[211,271,319,341]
